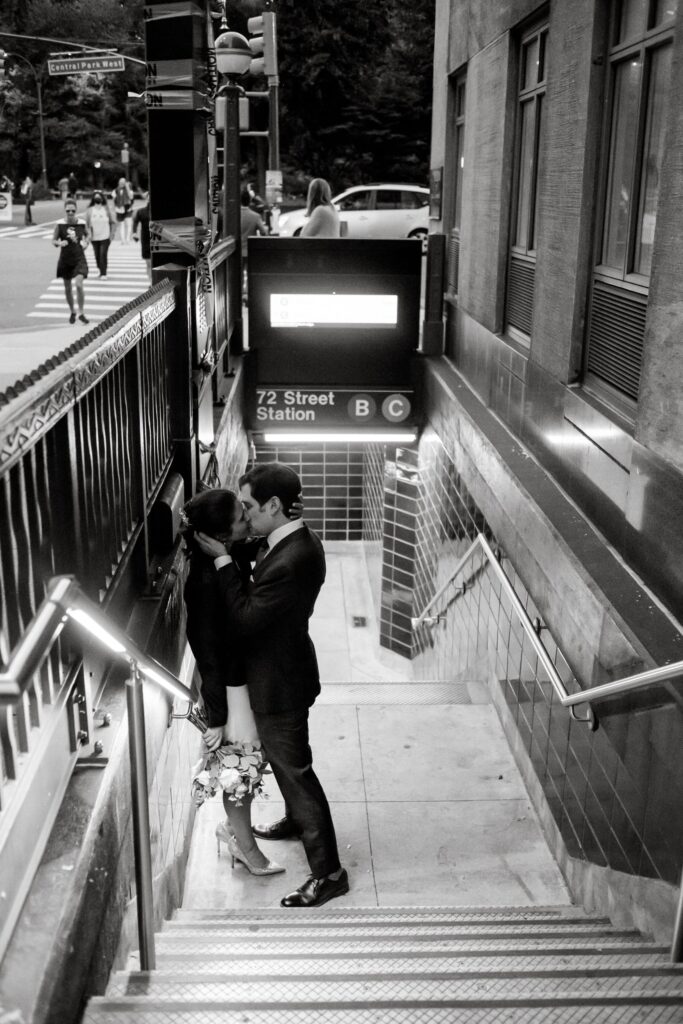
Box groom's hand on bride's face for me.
[195,531,230,558]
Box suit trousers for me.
[253,706,341,878]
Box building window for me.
[446,73,466,297]
[504,21,548,342]
[585,0,676,406]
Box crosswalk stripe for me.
[25,241,150,323]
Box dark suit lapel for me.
[253,525,308,579]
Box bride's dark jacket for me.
[183,539,256,727]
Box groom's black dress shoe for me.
[252,817,301,841]
[280,869,349,908]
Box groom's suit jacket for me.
[216,524,326,714]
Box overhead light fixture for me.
[262,431,417,444]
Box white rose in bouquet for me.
[218,767,241,793]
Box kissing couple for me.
[182,461,349,908]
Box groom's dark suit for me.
[216,523,341,878]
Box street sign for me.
[47,55,125,76]
[0,193,11,222]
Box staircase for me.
[85,905,683,1022]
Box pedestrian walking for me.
[112,178,134,243]
[52,200,90,325]
[67,172,78,199]
[58,175,69,200]
[84,191,116,278]
[132,193,152,281]
[21,177,34,225]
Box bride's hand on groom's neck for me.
[195,531,230,559]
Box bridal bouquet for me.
[191,741,268,808]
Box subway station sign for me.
[249,387,413,429]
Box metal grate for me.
[505,255,535,336]
[585,281,647,401]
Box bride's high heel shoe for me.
[215,820,234,855]
[227,834,285,875]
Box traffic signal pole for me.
[268,72,279,170]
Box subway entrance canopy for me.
[246,237,422,442]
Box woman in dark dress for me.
[182,489,284,876]
[52,200,90,324]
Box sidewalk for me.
[0,323,92,392]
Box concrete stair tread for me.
[118,956,683,978]
[83,995,683,1022]
[103,973,683,1001]
[153,935,660,956]
[160,922,636,938]
[172,905,590,921]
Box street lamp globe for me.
[214,31,252,78]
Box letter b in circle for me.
[348,394,377,422]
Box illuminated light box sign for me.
[270,293,398,329]
[247,238,421,387]
[248,387,414,431]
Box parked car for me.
[278,183,429,243]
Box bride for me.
[181,488,284,876]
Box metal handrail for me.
[412,532,683,723]
[412,534,594,727]
[412,531,683,963]
[0,576,196,970]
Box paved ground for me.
[183,543,571,910]
[0,200,150,392]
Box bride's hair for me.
[181,488,239,553]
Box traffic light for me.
[247,12,277,77]
[0,50,6,80]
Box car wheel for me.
[409,229,428,254]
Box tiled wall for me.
[253,443,366,540]
[247,418,682,886]
[397,428,683,886]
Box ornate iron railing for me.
[0,283,176,959]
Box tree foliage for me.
[1,0,434,196]
[224,0,434,196]
[0,0,146,189]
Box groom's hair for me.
[240,462,301,515]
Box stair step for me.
[172,905,592,924]
[83,995,683,1023]
[161,921,630,939]
[121,953,681,977]
[103,972,683,1002]
[155,933,656,958]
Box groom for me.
[196,461,348,908]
